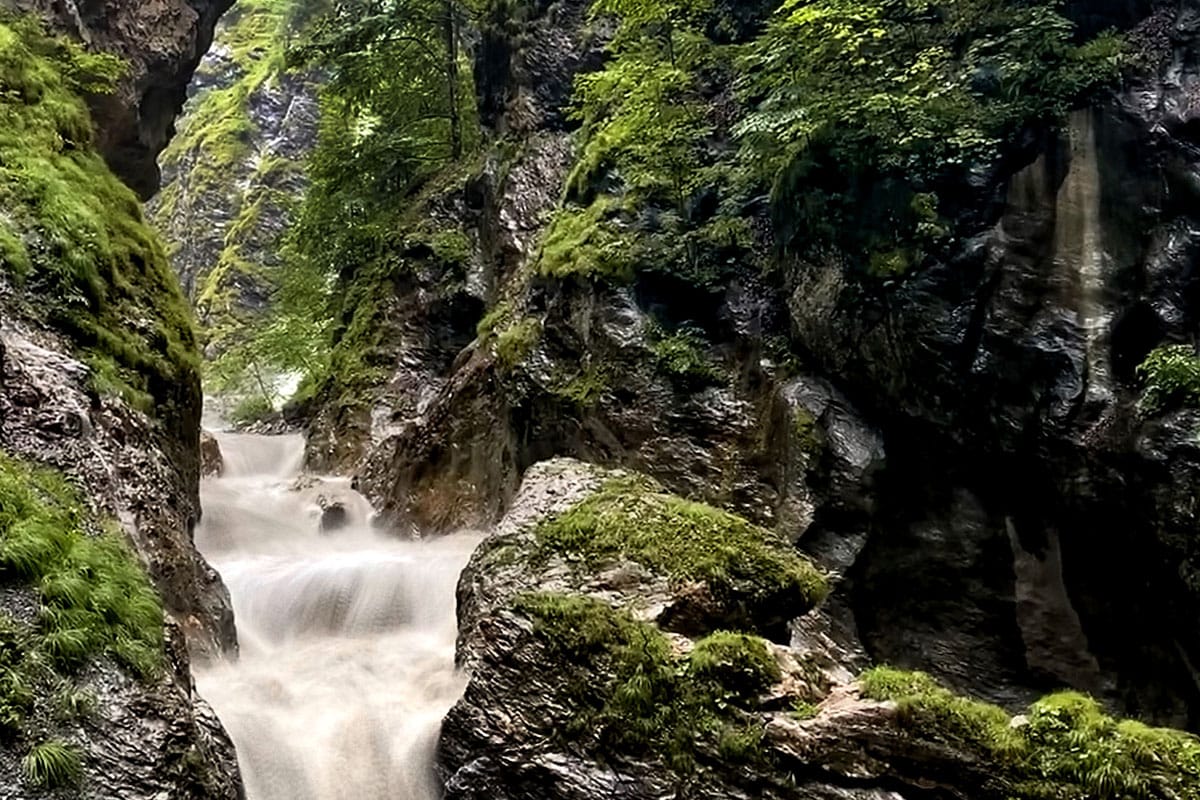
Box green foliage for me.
[569,0,714,209]
[229,394,276,427]
[789,698,817,720]
[22,739,83,789]
[534,476,827,622]
[536,198,636,281]
[647,322,721,385]
[550,364,611,407]
[493,316,542,370]
[515,593,774,773]
[430,229,471,264]
[0,15,197,414]
[1137,344,1200,413]
[273,0,482,409]
[0,452,164,680]
[737,0,1125,270]
[158,0,333,403]
[860,667,1200,799]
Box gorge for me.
[4,0,1200,798]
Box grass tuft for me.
[22,739,82,789]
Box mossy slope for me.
[0,452,164,791]
[861,667,1200,800]
[0,15,198,415]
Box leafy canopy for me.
[736,0,1124,272]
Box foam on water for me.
[195,432,478,800]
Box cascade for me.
[195,432,478,800]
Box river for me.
[194,432,479,800]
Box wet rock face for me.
[313,0,1200,736]
[4,0,234,198]
[788,54,1200,723]
[0,319,241,798]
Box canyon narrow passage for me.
[194,432,479,799]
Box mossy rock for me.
[515,592,776,774]
[0,16,198,417]
[861,666,1200,800]
[534,475,827,636]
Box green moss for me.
[0,453,162,790]
[430,229,471,265]
[476,300,513,339]
[22,739,82,789]
[493,316,542,370]
[0,217,31,277]
[861,667,1200,799]
[648,323,721,385]
[549,364,610,407]
[515,593,774,774]
[0,16,198,415]
[688,631,780,701]
[536,197,636,281]
[535,476,827,622]
[789,698,817,720]
[791,407,823,456]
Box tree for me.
[735,0,1124,273]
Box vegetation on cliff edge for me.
[0,15,198,415]
[0,452,164,789]
[862,666,1200,799]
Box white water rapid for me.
[194,432,479,800]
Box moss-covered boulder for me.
[442,460,1200,800]
[440,458,833,799]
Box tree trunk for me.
[443,0,462,160]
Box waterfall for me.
[195,432,479,800]
[1055,108,1112,407]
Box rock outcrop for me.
[440,460,1200,800]
[0,9,240,800]
[4,0,234,198]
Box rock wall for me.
[0,7,240,799]
[306,0,1200,735]
[2,0,234,198]
[149,0,319,340]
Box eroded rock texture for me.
[2,0,234,198]
[306,0,1200,735]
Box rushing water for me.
[195,432,478,800]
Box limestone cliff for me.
[305,0,1200,742]
[149,0,319,360]
[0,7,239,799]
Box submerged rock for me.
[200,431,224,477]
